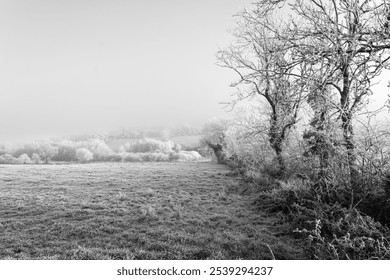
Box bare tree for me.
[217,12,303,175]
[252,0,390,180]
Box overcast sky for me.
[1,0,389,144]
[0,0,254,142]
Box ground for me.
[0,162,304,260]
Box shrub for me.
[295,210,390,260]
[37,142,58,163]
[82,139,114,161]
[141,152,170,162]
[124,138,175,154]
[11,143,40,158]
[18,154,31,164]
[200,119,232,164]
[31,153,41,164]
[0,154,18,164]
[75,148,94,163]
[0,138,201,164]
[52,140,77,161]
[119,152,142,162]
[177,151,202,161]
[253,177,390,260]
[102,153,122,162]
[168,152,180,161]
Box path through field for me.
[0,162,304,259]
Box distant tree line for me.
[0,138,202,164]
[106,125,202,140]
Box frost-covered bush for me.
[0,137,201,164]
[31,153,41,164]
[0,144,12,156]
[200,118,232,163]
[124,138,176,153]
[11,143,40,158]
[18,154,31,164]
[295,210,390,260]
[81,139,114,160]
[0,154,18,164]
[109,154,123,162]
[168,152,180,161]
[75,148,94,163]
[37,142,58,163]
[119,152,142,162]
[177,151,202,161]
[118,151,200,162]
[52,140,77,161]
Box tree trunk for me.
[341,115,359,181]
[275,147,286,176]
[340,65,358,183]
[269,115,286,176]
[207,142,227,164]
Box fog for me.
[1,0,389,144]
[0,0,253,143]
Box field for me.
[0,162,303,260]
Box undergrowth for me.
[250,175,390,259]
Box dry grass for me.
[0,162,304,260]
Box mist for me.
[0,0,253,143]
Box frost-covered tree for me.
[83,139,113,161]
[76,148,94,163]
[201,119,231,164]
[252,0,390,179]
[217,11,303,174]
[18,154,31,164]
[31,153,41,164]
[38,142,58,164]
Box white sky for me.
[0,0,389,143]
[0,0,253,142]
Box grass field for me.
[0,162,304,260]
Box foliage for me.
[295,211,390,260]
[0,154,19,164]
[200,119,232,164]
[253,176,390,259]
[75,148,94,163]
[31,153,41,164]
[257,0,390,177]
[212,0,390,259]
[18,154,31,164]
[122,138,179,154]
[81,139,114,161]
[177,151,202,161]
[217,11,303,173]
[52,140,77,162]
[37,142,58,164]
[0,137,201,164]
[11,143,40,158]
